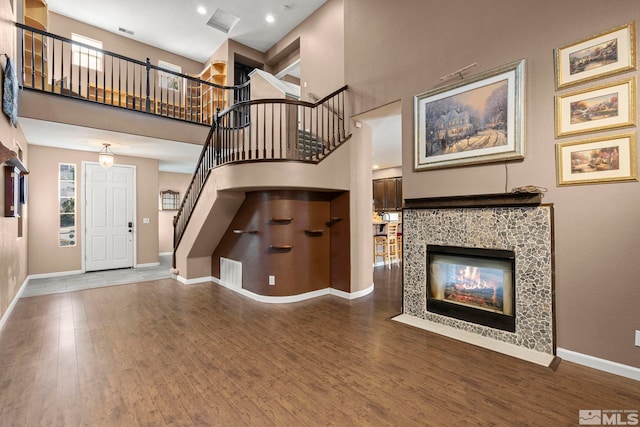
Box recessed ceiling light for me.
[197,6,207,15]
[265,14,275,23]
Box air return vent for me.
[207,8,240,33]
[118,27,134,36]
[220,257,242,289]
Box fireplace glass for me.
[427,245,516,332]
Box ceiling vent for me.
[118,27,134,36]
[206,8,240,34]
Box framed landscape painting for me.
[555,78,636,137]
[556,133,637,185]
[414,59,525,171]
[555,22,636,89]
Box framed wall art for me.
[555,78,636,137]
[556,133,637,185]
[414,59,525,171]
[555,22,636,89]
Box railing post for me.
[145,57,151,112]
[214,107,221,166]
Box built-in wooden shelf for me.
[270,217,293,223]
[233,229,258,234]
[269,245,293,250]
[326,217,343,226]
[404,192,543,210]
[305,229,325,235]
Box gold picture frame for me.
[555,78,636,137]
[555,22,636,89]
[556,133,638,185]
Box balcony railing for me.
[173,86,350,252]
[16,23,249,126]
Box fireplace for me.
[427,245,516,332]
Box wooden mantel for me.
[403,191,543,210]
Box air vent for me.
[206,8,240,34]
[118,27,134,36]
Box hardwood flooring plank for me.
[1,268,638,426]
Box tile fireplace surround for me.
[397,193,555,365]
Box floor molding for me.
[0,276,29,332]
[207,277,374,304]
[392,313,556,367]
[28,270,83,280]
[175,275,214,285]
[557,347,640,381]
[136,262,160,268]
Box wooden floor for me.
[0,267,637,426]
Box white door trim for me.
[81,161,137,273]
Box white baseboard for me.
[557,347,640,381]
[28,270,83,280]
[136,262,160,268]
[330,284,374,300]
[159,252,173,257]
[0,276,30,332]
[176,275,213,285]
[210,277,374,304]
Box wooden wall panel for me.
[212,190,349,297]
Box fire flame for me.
[454,266,498,306]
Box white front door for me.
[84,163,135,271]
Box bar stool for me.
[373,235,389,267]
[387,223,399,266]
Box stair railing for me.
[16,23,249,126]
[173,85,349,254]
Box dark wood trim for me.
[404,191,542,209]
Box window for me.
[158,60,182,91]
[71,33,103,71]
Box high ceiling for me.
[23,0,403,173]
[46,0,328,62]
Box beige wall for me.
[158,171,191,253]
[28,146,159,274]
[0,0,29,322]
[266,0,345,100]
[345,0,640,368]
[49,13,206,75]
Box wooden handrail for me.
[173,86,350,259]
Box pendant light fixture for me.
[98,143,114,168]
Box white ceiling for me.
[46,0,328,63]
[21,118,203,173]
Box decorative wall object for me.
[556,133,637,185]
[2,55,18,127]
[555,22,636,89]
[555,78,636,137]
[414,59,525,171]
[159,190,180,210]
[59,163,76,246]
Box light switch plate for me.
[143,218,150,224]
[635,330,640,347]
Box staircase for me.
[173,86,350,280]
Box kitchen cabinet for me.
[373,177,402,211]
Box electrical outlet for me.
[635,330,640,347]
[268,275,275,286]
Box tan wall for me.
[49,13,206,75]
[0,0,29,321]
[28,146,159,274]
[345,0,640,367]
[158,171,191,253]
[266,0,344,100]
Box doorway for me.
[83,163,136,272]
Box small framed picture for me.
[555,22,636,89]
[555,78,636,137]
[556,133,637,185]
